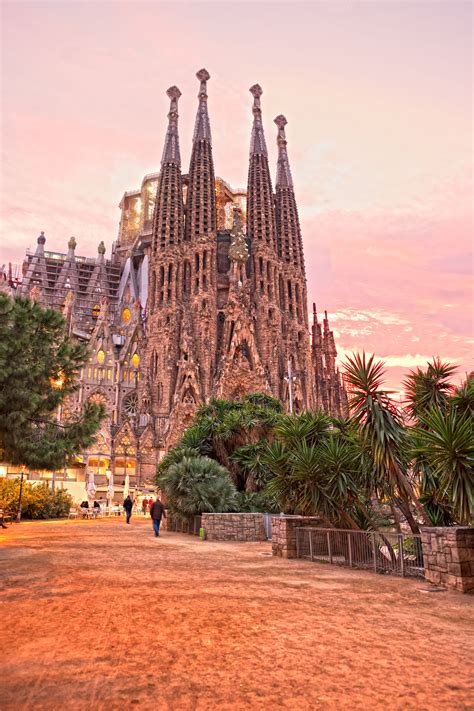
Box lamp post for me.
[50,370,65,494]
[16,466,26,522]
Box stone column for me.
[421,526,474,593]
[271,516,322,558]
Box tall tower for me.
[274,115,313,409]
[182,68,218,398]
[246,85,281,394]
[147,86,185,428]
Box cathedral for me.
[14,69,347,492]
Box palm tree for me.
[157,454,237,518]
[343,352,430,532]
[412,408,474,525]
[403,358,456,421]
[172,394,282,491]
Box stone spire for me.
[185,69,217,242]
[249,84,268,157]
[22,232,47,295]
[161,86,181,166]
[152,86,185,255]
[274,115,304,273]
[246,84,277,250]
[274,115,293,188]
[193,68,212,144]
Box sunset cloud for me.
[1,1,472,393]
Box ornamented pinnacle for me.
[68,236,77,251]
[98,241,106,256]
[162,86,182,166]
[249,84,267,156]
[229,208,248,264]
[274,114,293,188]
[37,231,46,245]
[196,68,210,95]
[193,68,212,144]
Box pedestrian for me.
[150,497,166,537]
[142,497,148,516]
[123,495,133,524]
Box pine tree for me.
[0,294,104,470]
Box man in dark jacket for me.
[123,495,133,524]
[150,497,166,537]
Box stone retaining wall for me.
[421,527,474,593]
[272,516,322,558]
[201,513,267,541]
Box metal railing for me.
[296,527,424,578]
[166,515,202,536]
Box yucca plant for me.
[403,358,456,422]
[412,408,474,525]
[343,352,430,532]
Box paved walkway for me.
[1,518,473,710]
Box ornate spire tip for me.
[68,236,76,250]
[196,68,210,82]
[166,86,181,101]
[250,84,263,99]
[274,114,287,129]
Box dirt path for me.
[1,518,472,710]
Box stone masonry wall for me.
[272,516,322,558]
[421,527,474,593]
[201,513,267,542]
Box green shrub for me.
[0,478,73,519]
[157,455,237,518]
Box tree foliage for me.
[0,294,104,470]
[158,359,473,528]
[0,478,73,519]
[157,452,237,518]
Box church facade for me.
[16,69,347,491]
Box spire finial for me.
[162,86,182,166]
[196,68,210,95]
[37,231,46,245]
[98,241,106,256]
[249,84,267,157]
[274,114,293,188]
[193,69,212,144]
[68,236,76,251]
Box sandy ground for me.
[1,518,473,711]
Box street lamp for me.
[50,370,65,493]
[16,465,26,523]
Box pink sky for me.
[1,1,472,392]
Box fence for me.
[166,515,202,536]
[296,527,424,578]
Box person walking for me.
[142,497,148,516]
[150,497,166,537]
[123,495,133,524]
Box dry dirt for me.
[1,517,473,711]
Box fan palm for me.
[157,454,237,518]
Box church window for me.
[97,350,105,365]
[87,367,92,378]
[183,261,191,295]
[157,382,163,404]
[131,353,140,368]
[122,308,131,323]
[123,370,128,382]
[93,368,98,379]
[107,368,112,380]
